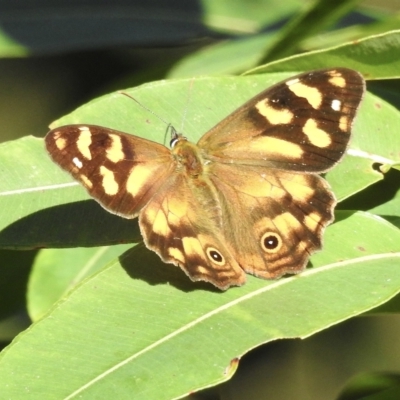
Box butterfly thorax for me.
[171,138,206,178]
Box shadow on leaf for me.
[119,244,221,293]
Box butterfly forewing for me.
[45,125,175,218]
[199,68,365,173]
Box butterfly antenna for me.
[118,91,171,127]
[179,78,194,133]
[164,123,178,145]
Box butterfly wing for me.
[207,162,335,279]
[199,68,365,172]
[45,125,175,218]
[138,169,247,289]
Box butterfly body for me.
[171,135,207,177]
[45,68,365,290]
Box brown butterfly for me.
[45,68,365,290]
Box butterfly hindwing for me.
[138,172,246,289]
[208,162,335,279]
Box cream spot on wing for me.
[182,237,204,258]
[168,247,185,264]
[80,174,93,189]
[54,134,67,150]
[238,178,272,197]
[339,116,349,131]
[255,99,293,124]
[152,210,169,236]
[126,164,156,197]
[107,134,125,163]
[167,212,180,229]
[270,185,287,201]
[304,211,323,231]
[72,157,83,169]
[331,99,341,111]
[273,212,302,237]
[248,136,303,158]
[76,128,92,160]
[287,81,322,109]
[282,175,315,203]
[100,166,118,195]
[167,195,187,219]
[329,74,346,88]
[196,265,209,274]
[303,119,332,148]
[143,204,157,224]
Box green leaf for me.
[0,212,399,399]
[259,0,363,62]
[27,245,133,321]
[301,13,400,52]
[168,33,277,78]
[249,30,400,79]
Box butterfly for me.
[45,68,365,290]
